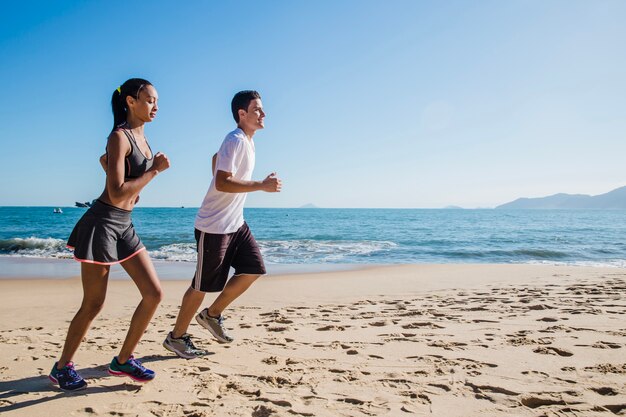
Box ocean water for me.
[1,206,626,268]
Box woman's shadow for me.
[0,354,189,413]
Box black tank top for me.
[109,127,154,179]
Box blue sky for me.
[1,1,624,208]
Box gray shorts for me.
[67,200,145,265]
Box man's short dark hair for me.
[231,90,261,123]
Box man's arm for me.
[215,170,281,193]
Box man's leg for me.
[207,273,261,317]
[195,223,264,342]
[172,286,206,338]
[195,273,260,343]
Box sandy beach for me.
[0,264,624,416]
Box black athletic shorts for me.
[192,222,266,293]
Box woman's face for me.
[128,84,159,123]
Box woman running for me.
[49,78,170,391]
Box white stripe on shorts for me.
[194,231,205,290]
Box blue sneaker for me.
[49,361,87,391]
[108,355,155,382]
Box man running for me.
[164,90,282,358]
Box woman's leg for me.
[57,262,110,367]
[117,250,163,362]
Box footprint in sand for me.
[427,340,467,351]
[262,356,279,365]
[538,325,571,334]
[519,396,566,408]
[266,326,289,332]
[252,405,275,417]
[225,380,262,397]
[602,404,626,414]
[522,370,549,377]
[148,403,187,417]
[590,387,619,396]
[508,337,535,346]
[536,317,562,322]
[256,397,294,409]
[255,375,292,388]
[459,357,498,369]
[337,397,366,405]
[398,310,423,317]
[465,381,520,397]
[584,363,626,374]
[402,322,445,329]
[316,325,346,331]
[428,383,451,392]
[527,304,556,310]
[533,346,573,357]
[399,391,431,405]
[591,341,622,349]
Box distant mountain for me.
[496,186,626,209]
[299,203,319,209]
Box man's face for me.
[240,98,265,131]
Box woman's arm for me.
[105,131,168,205]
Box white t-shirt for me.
[194,128,256,234]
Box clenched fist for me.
[152,152,171,173]
[261,173,282,192]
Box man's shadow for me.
[0,353,201,413]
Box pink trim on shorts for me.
[72,247,146,266]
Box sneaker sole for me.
[195,314,233,343]
[107,368,154,383]
[162,340,200,360]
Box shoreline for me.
[1,256,625,280]
[0,257,368,280]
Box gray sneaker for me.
[195,309,234,343]
[163,332,210,359]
